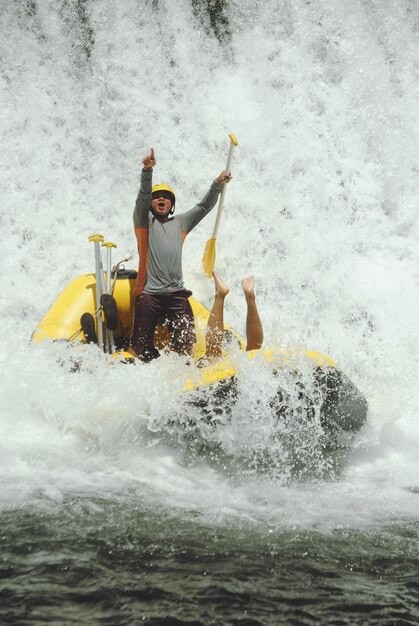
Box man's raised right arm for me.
[133,148,156,228]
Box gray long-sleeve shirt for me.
[133,169,223,295]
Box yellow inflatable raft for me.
[32,270,332,385]
[32,267,367,435]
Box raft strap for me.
[100,294,118,331]
[80,312,98,344]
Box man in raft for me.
[128,148,231,361]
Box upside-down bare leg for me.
[241,275,263,351]
[206,272,229,358]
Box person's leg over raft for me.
[205,272,230,359]
[241,275,263,351]
[205,272,264,359]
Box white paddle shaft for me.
[92,241,104,351]
[211,140,236,239]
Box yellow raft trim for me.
[183,347,337,392]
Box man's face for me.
[151,195,172,216]
[151,190,174,217]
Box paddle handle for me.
[212,134,238,239]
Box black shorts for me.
[129,290,196,361]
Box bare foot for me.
[213,272,229,297]
[241,275,255,296]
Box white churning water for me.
[0,0,418,529]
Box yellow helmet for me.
[151,183,175,199]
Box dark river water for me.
[1,500,418,625]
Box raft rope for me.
[109,256,133,296]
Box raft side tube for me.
[32,274,98,343]
[316,368,368,433]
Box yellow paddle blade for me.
[202,237,216,278]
